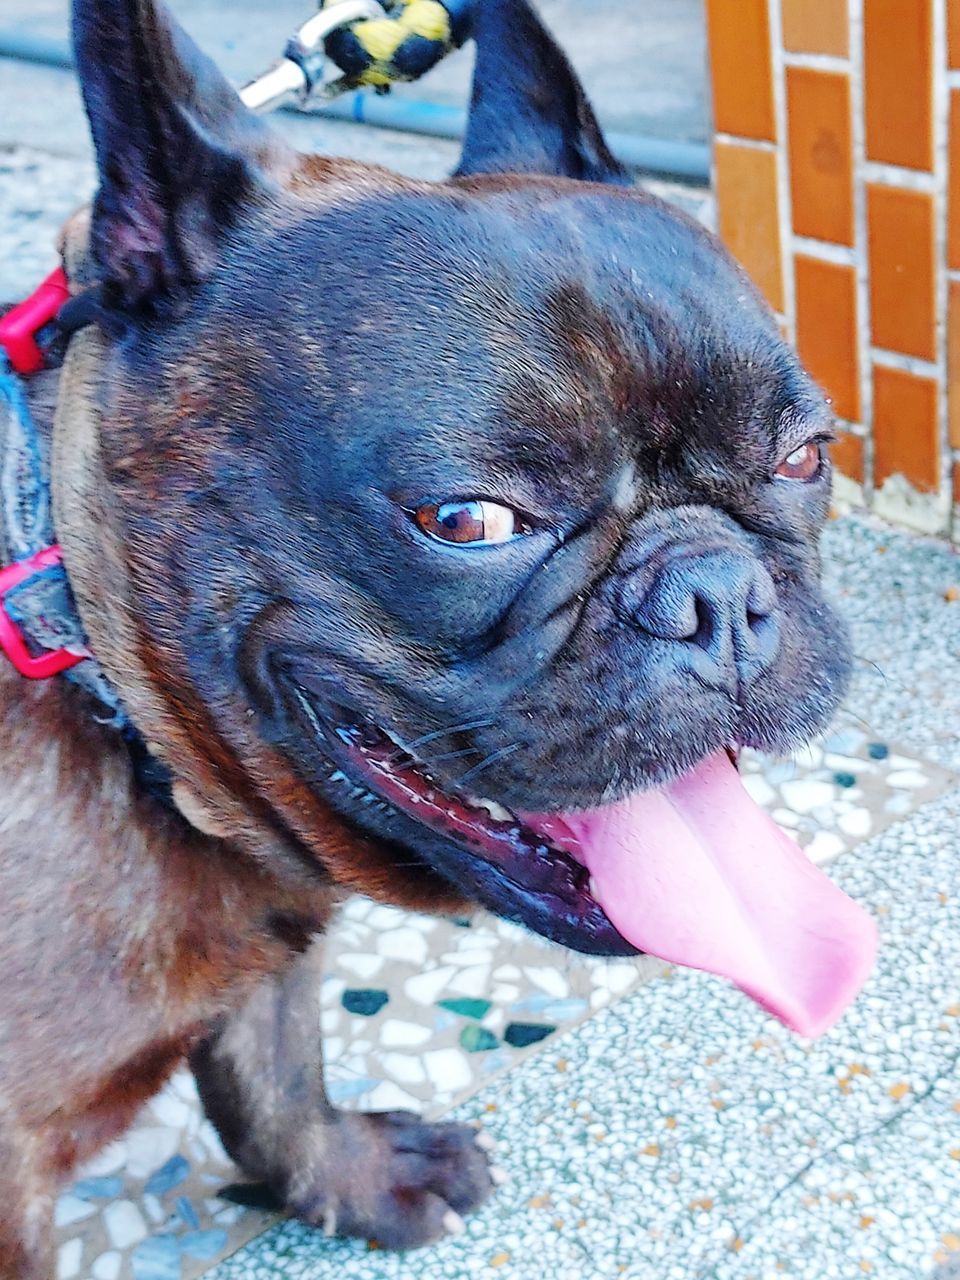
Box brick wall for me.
[705,0,960,539]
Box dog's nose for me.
[621,551,780,687]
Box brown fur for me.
[0,306,486,1275]
[0,658,326,1271]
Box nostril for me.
[746,607,768,634]
[690,595,714,647]
[745,571,777,621]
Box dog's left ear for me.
[73,0,296,317]
[455,0,628,185]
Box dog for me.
[0,0,877,1273]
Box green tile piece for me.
[438,998,493,1021]
[341,988,389,1017]
[459,1025,500,1052]
[504,1022,555,1048]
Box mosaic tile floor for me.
[210,785,960,1280]
[55,714,958,1280]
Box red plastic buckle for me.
[0,546,88,679]
[0,268,70,375]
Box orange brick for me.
[787,68,854,246]
[953,461,960,505]
[951,0,960,69]
[864,0,934,171]
[794,255,860,420]
[705,0,776,141]
[867,185,936,361]
[715,142,784,312]
[949,92,960,269]
[830,430,865,484]
[782,0,849,57]
[950,281,960,448]
[873,364,940,493]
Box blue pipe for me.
[0,31,73,68]
[315,93,710,184]
[0,30,711,185]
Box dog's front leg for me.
[0,1124,54,1280]
[190,937,495,1248]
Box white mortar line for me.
[792,236,859,266]
[714,132,778,153]
[932,0,950,535]
[782,51,851,73]
[861,160,938,192]
[767,0,796,342]
[849,0,875,504]
[872,348,941,378]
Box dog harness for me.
[0,270,100,678]
[0,271,92,672]
[0,271,175,799]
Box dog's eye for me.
[414,500,526,546]
[775,441,824,482]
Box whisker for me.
[388,718,495,763]
[834,705,873,731]
[456,743,521,787]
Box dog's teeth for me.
[442,1209,466,1236]
[470,797,515,823]
[381,725,409,751]
[588,877,600,899]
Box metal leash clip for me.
[239,0,388,113]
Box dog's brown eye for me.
[776,441,823,482]
[414,500,524,546]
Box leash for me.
[240,0,472,111]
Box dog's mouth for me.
[292,687,877,1038]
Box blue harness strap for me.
[1,277,174,805]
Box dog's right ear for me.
[73,0,296,319]
[455,0,628,185]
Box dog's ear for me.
[73,0,296,317]
[455,0,628,185]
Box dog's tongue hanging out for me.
[523,753,877,1038]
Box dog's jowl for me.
[0,0,876,1273]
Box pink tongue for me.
[524,753,877,1038]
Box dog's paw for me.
[287,1110,500,1249]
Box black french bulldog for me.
[0,0,875,1272]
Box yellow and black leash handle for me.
[239,0,472,112]
[321,0,472,92]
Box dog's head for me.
[64,0,873,1034]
